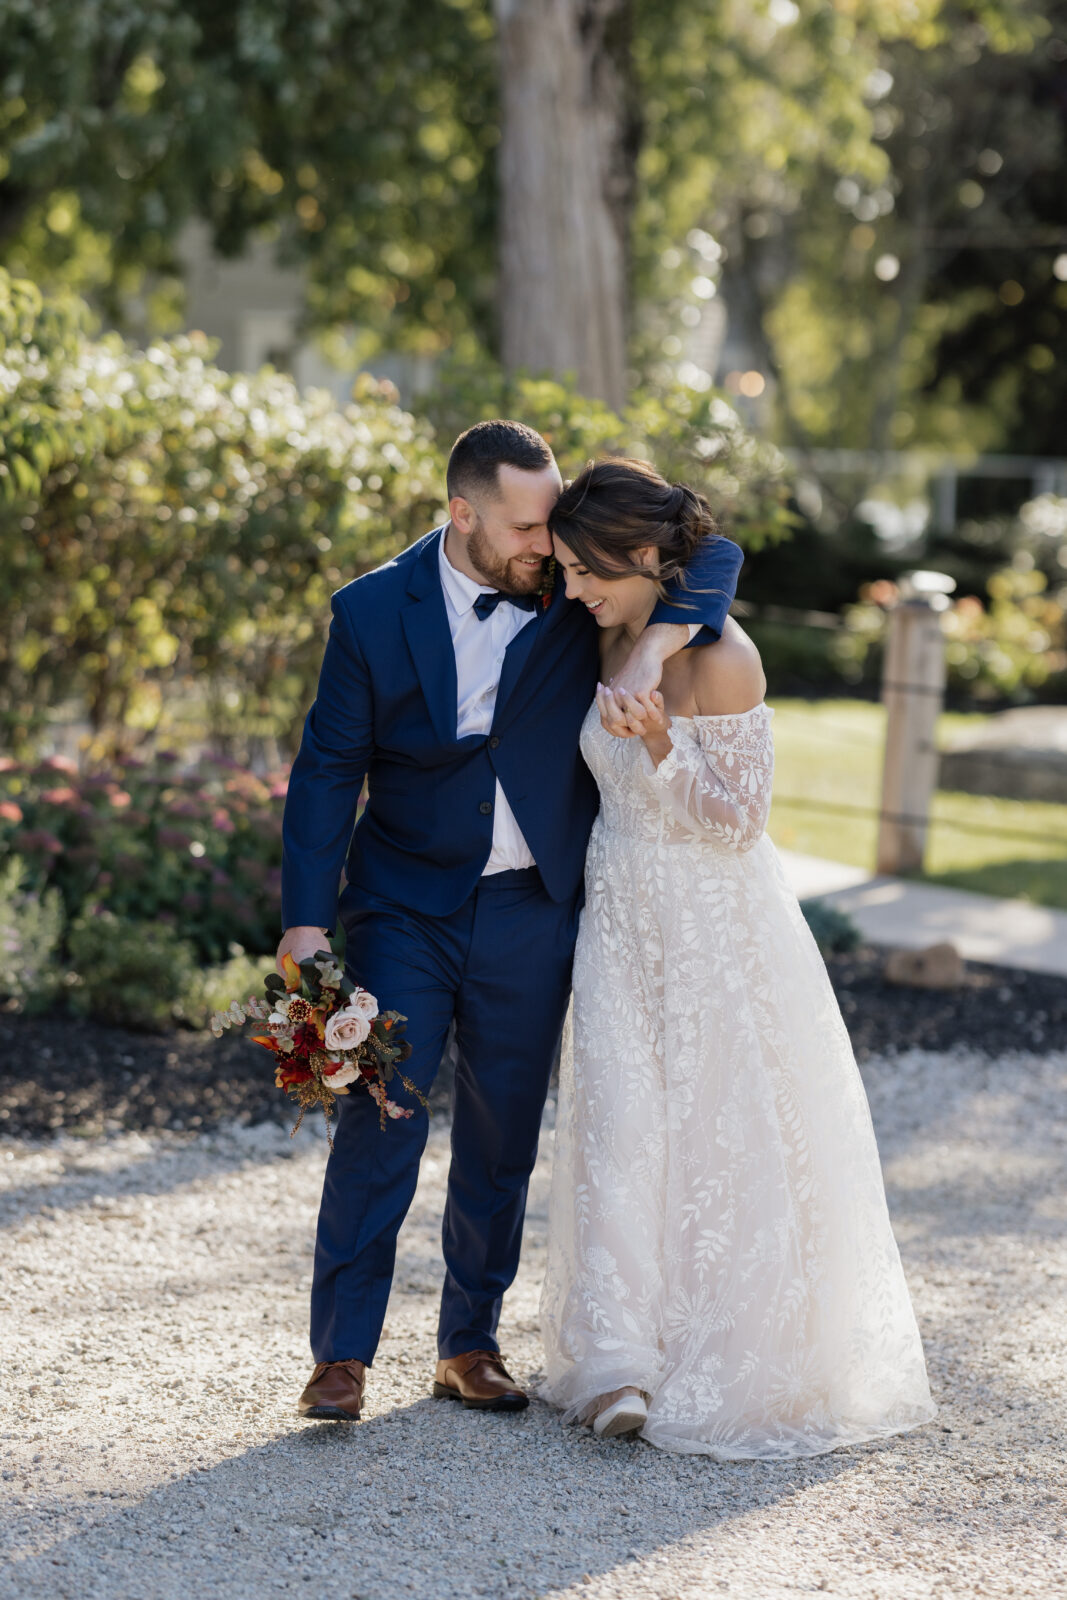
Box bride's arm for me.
[605,645,772,848]
[602,535,743,725]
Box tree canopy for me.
[1,0,1062,454]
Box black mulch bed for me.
[1,948,1065,1143]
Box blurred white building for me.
[175,221,433,405]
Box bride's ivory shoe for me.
[592,1389,648,1439]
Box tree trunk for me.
[494,0,636,410]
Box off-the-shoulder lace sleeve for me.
[640,706,774,850]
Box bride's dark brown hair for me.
[547,457,720,598]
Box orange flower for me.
[250,1033,281,1053]
[280,951,302,990]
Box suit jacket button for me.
[488,736,500,749]
[479,800,493,814]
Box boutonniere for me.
[540,556,557,611]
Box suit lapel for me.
[492,572,571,730]
[400,528,459,746]
[492,608,544,730]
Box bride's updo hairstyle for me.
[547,457,719,595]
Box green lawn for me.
[767,698,1067,910]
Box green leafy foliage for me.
[67,910,200,1032]
[732,1,1066,462]
[0,0,498,354]
[0,854,64,1013]
[1,271,798,752]
[799,898,863,956]
[426,366,798,552]
[0,267,444,749]
[178,946,278,1031]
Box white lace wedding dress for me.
[539,702,935,1458]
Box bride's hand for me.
[597,685,672,749]
[611,688,673,766]
[597,682,640,739]
[622,689,669,738]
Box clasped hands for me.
[596,681,670,742]
[596,619,687,749]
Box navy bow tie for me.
[472,590,540,621]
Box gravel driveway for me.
[1,1043,1065,1600]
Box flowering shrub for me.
[1,271,796,755]
[0,268,443,752]
[0,751,289,963]
[839,569,1067,701]
[0,855,64,1013]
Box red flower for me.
[275,1062,314,1089]
[293,1019,326,1055]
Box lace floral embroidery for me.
[538,701,935,1459]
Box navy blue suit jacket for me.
[281,527,743,929]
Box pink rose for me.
[323,989,378,1052]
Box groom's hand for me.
[602,621,689,737]
[276,925,331,975]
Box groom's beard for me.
[467,517,545,596]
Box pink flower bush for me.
[0,751,292,963]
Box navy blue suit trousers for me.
[311,868,580,1364]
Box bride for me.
[539,457,935,1458]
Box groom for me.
[279,420,742,1421]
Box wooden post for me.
[876,598,947,875]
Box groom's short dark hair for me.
[447,419,554,503]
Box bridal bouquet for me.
[211,949,424,1145]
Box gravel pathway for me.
[1,1044,1065,1600]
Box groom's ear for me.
[449,494,476,535]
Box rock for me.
[939,706,1067,803]
[884,941,967,989]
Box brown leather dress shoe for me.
[297,1359,366,1421]
[433,1350,529,1412]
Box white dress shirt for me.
[437,531,538,874]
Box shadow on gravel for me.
[3,1399,868,1600]
[6,1386,1063,1600]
